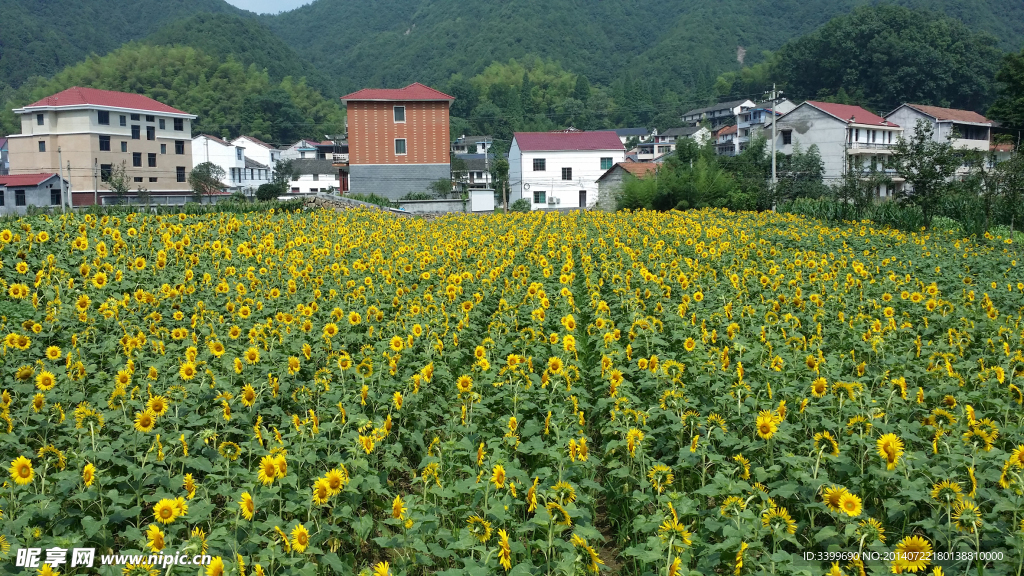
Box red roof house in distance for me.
[595,161,659,211]
[509,129,625,210]
[8,86,197,206]
[0,172,70,215]
[884,103,991,151]
[770,100,904,198]
[341,83,454,200]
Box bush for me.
[346,193,397,208]
[256,183,282,202]
[401,192,437,201]
[509,198,531,212]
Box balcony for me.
[847,142,894,153]
[332,153,349,163]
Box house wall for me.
[508,142,523,203]
[8,108,193,197]
[596,168,627,212]
[514,147,624,210]
[194,137,245,189]
[233,138,282,172]
[348,164,449,200]
[348,100,449,165]
[0,180,67,215]
[288,172,340,194]
[885,108,989,152]
[769,106,850,180]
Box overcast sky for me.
[223,0,312,14]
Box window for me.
[130,114,140,121]
[313,174,319,181]
[310,188,319,193]
[148,153,156,167]
[854,128,859,142]
[131,125,140,140]
[37,114,44,125]
[15,190,26,206]
[176,166,186,182]
[149,177,158,182]
[173,118,183,131]
[51,189,62,205]
[782,131,792,145]
[533,158,546,171]
[871,130,877,143]
[236,148,243,160]
[146,126,155,140]
[121,142,128,153]
[119,115,127,127]
[159,119,165,130]
[38,141,46,152]
[600,157,613,170]
[394,106,406,122]
[175,141,185,155]
[134,177,143,183]
[98,111,109,125]
[146,115,154,123]
[533,190,546,204]
[160,144,166,154]
[0,191,4,206]
[133,153,142,167]
[395,138,407,155]
[561,167,572,181]
[101,164,112,182]
[99,135,111,151]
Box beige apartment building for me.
[7,87,197,205]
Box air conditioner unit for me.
[555,198,561,205]
[547,197,557,205]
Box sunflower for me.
[814,431,840,456]
[930,480,962,505]
[153,498,179,524]
[823,485,849,512]
[45,345,62,360]
[951,499,982,533]
[146,524,165,552]
[467,515,493,542]
[647,464,674,494]
[548,356,564,375]
[179,362,198,381]
[497,529,512,571]
[755,410,778,439]
[761,505,797,534]
[241,384,257,407]
[291,524,310,553]
[838,492,862,517]
[258,456,278,485]
[239,492,255,520]
[206,557,225,576]
[325,467,349,494]
[456,375,473,395]
[546,502,572,527]
[491,464,506,489]
[312,478,332,505]
[83,462,96,487]
[245,347,261,365]
[218,441,241,461]
[147,395,169,417]
[134,410,157,433]
[877,433,905,470]
[811,377,828,397]
[9,456,34,485]
[856,517,886,544]
[35,370,57,391]
[893,535,932,573]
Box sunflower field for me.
[1,207,1023,576]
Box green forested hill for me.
[143,13,331,93]
[0,0,242,89]
[262,0,1024,97]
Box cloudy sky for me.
[223,0,312,14]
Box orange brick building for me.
[341,83,454,199]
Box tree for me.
[775,144,828,203]
[996,149,1024,231]
[490,157,509,210]
[988,48,1024,129]
[889,120,962,229]
[272,160,297,190]
[447,75,479,119]
[450,155,469,196]
[188,162,226,202]
[573,74,590,105]
[256,183,281,202]
[105,161,132,205]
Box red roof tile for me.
[0,173,60,187]
[341,82,454,102]
[20,87,191,115]
[991,142,1015,152]
[717,125,737,136]
[514,130,624,152]
[805,101,895,127]
[597,162,658,181]
[903,104,989,124]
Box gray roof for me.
[455,153,488,171]
[244,157,269,169]
[606,127,650,138]
[682,99,753,118]
[458,135,492,144]
[290,159,336,175]
[660,126,704,137]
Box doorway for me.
[579,190,587,209]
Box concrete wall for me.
[596,168,627,212]
[397,198,466,213]
[769,106,850,180]
[885,108,989,152]
[349,163,449,200]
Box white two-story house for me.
[765,101,904,198]
[233,135,282,174]
[884,104,991,152]
[682,99,754,129]
[509,130,624,210]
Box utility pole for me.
[57,147,66,213]
[65,161,71,212]
[767,83,783,211]
[93,159,98,206]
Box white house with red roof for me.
[884,104,991,151]
[0,173,70,215]
[509,130,625,210]
[7,87,197,205]
[766,100,904,198]
[233,135,282,171]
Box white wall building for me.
[287,159,339,194]
[682,99,754,129]
[765,100,904,198]
[884,104,991,152]
[192,134,245,191]
[509,130,624,210]
[233,135,282,173]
